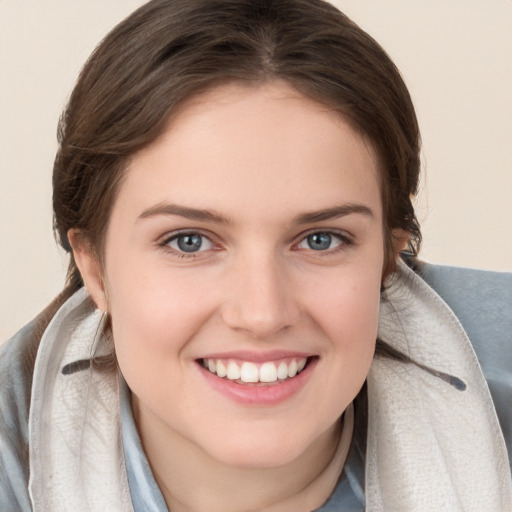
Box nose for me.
[220,254,300,339]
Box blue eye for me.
[167,233,213,253]
[307,233,331,250]
[297,232,345,251]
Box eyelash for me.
[293,229,354,255]
[158,229,354,259]
[159,230,218,259]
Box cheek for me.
[104,264,216,385]
[325,283,379,360]
[308,255,382,336]
[306,265,381,400]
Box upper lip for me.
[198,350,314,363]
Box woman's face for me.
[80,82,385,468]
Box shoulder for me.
[417,260,511,317]
[415,260,512,354]
[414,259,512,464]
[0,322,39,511]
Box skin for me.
[71,82,390,511]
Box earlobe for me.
[68,229,108,311]
[392,229,411,253]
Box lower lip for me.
[197,358,317,406]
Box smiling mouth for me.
[198,357,315,385]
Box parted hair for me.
[33,0,423,369]
[53,0,421,297]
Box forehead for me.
[118,82,382,223]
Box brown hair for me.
[48,0,420,331]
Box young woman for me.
[1,1,511,511]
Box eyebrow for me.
[292,204,374,224]
[138,203,231,224]
[138,202,374,224]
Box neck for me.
[133,399,353,512]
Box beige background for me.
[1,0,511,341]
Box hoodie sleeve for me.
[418,261,512,469]
[0,322,39,512]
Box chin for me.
[200,424,325,470]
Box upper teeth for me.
[203,358,307,383]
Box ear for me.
[68,229,108,311]
[392,228,411,253]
